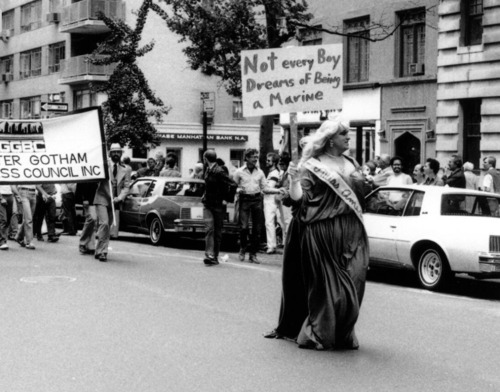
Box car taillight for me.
[489,236,500,252]
[180,208,191,219]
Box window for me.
[461,0,483,46]
[0,56,13,76]
[300,26,323,46]
[129,179,154,198]
[21,1,42,32]
[399,9,426,77]
[365,189,411,216]
[404,191,424,216]
[132,147,148,159]
[74,89,97,110]
[1,10,14,36]
[20,96,41,119]
[344,18,369,83]
[49,42,66,73]
[230,149,245,169]
[1,101,13,119]
[462,99,482,169]
[232,100,244,120]
[20,49,42,79]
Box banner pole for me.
[290,112,299,163]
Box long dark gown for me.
[274,164,369,350]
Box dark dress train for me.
[272,160,369,350]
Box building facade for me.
[436,0,500,171]
[281,0,439,172]
[0,0,280,176]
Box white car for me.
[363,185,500,291]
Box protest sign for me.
[241,44,343,117]
[0,107,108,184]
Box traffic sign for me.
[41,102,69,112]
[203,99,215,112]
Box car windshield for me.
[441,194,500,217]
[163,181,205,197]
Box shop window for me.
[461,0,483,46]
[232,101,244,120]
[230,149,245,169]
[74,89,97,110]
[1,10,14,36]
[398,9,426,77]
[1,101,13,119]
[344,18,369,83]
[21,1,42,33]
[49,42,66,73]
[20,96,41,119]
[462,99,481,169]
[20,48,42,79]
[132,147,148,159]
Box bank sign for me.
[159,133,248,142]
[0,108,107,184]
[241,44,343,117]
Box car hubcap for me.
[421,252,442,285]
[151,220,160,242]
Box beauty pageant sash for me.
[303,157,364,223]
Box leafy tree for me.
[156,0,313,168]
[90,0,171,151]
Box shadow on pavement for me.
[368,267,500,301]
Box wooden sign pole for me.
[289,112,299,163]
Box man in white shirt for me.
[482,156,500,194]
[233,149,267,264]
[386,156,413,186]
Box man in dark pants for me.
[233,148,267,264]
[202,149,236,266]
[34,183,59,242]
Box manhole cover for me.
[20,276,77,284]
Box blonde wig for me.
[299,119,350,168]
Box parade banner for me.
[0,107,108,184]
[241,44,343,117]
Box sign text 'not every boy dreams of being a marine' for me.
[240,44,343,117]
[0,108,107,184]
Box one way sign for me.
[41,102,69,112]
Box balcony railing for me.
[60,0,124,34]
[59,55,116,84]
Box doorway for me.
[394,132,421,174]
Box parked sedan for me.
[364,185,500,291]
[119,177,239,245]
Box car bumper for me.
[478,253,500,276]
[173,219,240,235]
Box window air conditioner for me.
[409,62,425,75]
[1,73,13,82]
[46,13,61,23]
[0,29,10,41]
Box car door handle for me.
[390,225,397,229]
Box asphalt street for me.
[0,233,499,392]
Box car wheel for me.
[149,216,165,246]
[417,246,451,291]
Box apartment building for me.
[0,0,278,176]
[437,0,500,170]
[280,0,439,171]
